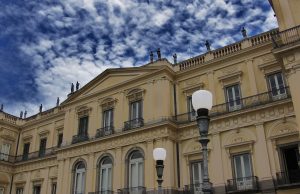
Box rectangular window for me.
[0,143,11,161]
[22,143,30,160]
[33,185,41,194]
[103,109,113,128]
[130,100,142,120]
[16,188,23,194]
[233,154,253,190]
[268,72,286,99]
[39,138,47,157]
[51,183,57,194]
[57,133,63,148]
[78,116,89,136]
[226,84,242,111]
[187,96,196,121]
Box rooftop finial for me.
[0,104,3,112]
[205,40,211,51]
[56,97,60,107]
[20,111,23,119]
[71,83,74,93]
[157,48,161,60]
[39,104,43,113]
[241,27,247,38]
[173,53,177,64]
[150,51,154,63]
[76,81,80,91]
[24,111,27,118]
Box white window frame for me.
[103,109,113,128]
[16,187,23,194]
[99,158,113,193]
[74,164,86,194]
[191,161,204,194]
[130,101,142,120]
[0,143,11,161]
[233,154,253,191]
[268,72,286,100]
[188,96,196,121]
[129,152,144,191]
[226,84,242,111]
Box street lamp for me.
[153,148,167,190]
[192,90,213,194]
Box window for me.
[187,96,196,121]
[57,133,63,148]
[51,183,57,194]
[98,157,113,193]
[226,84,242,111]
[33,185,41,194]
[0,187,4,194]
[16,187,23,194]
[130,101,142,120]
[268,72,286,99]
[22,143,30,160]
[0,143,11,161]
[103,109,113,128]
[73,162,86,194]
[39,138,47,157]
[129,151,144,190]
[78,116,89,136]
[191,161,204,194]
[232,154,253,190]
[279,145,300,184]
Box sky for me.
[0,0,277,117]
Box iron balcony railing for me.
[15,147,56,162]
[72,134,89,144]
[272,25,300,48]
[96,125,114,138]
[226,176,258,193]
[174,87,290,124]
[124,118,144,131]
[0,153,15,163]
[118,187,146,194]
[90,190,114,194]
[276,170,300,187]
[184,183,213,194]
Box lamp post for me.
[153,148,167,190]
[192,90,213,194]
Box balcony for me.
[174,87,290,124]
[118,187,146,194]
[272,25,300,48]
[226,176,259,193]
[0,153,15,163]
[15,147,56,162]
[275,171,300,189]
[96,126,114,138]
[185,183,213,194]
[72,134,89,144]
[124,118,144,131]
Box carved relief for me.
[0,128,17,140]
[268,120,298,139]
[76,106,92,117]
[100,98,117,110]
[126,88,145,102]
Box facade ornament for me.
[39,104,43,113]
[20,111,23,119]
[157,48,161,60]
[71,83,74,93]
[173,53,177,64]
[241,27,247,38]
[150,51,154,63]
[56,97,60,107]
[205,40,211,51]
[76,81,80,91]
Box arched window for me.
[98,157,113,193]
[129,150,144,189]
[73,161,86,194]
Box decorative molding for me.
[0,127,17,141]
[182,82,205,96]
[126,88,145,102]
[99,98,118,111]
[76,106,92,117]
[218,71,243,87]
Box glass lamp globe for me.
[192,90,213,111]
[153,148,167,161]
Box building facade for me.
[1,1,300,194]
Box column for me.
[24,171,32,194]
[42,168,49,194]
[207,71,216,105]
[56,159,64,194]
[245,59,258,95]
[145,140,155,188]
[254,123,274,191]
[86,153,95,193]
[62,158,71,194]
[114,147,123,190]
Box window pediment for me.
[218,71,243,87]
[126,88,145,102]
[182,82,205,96]
[99,98,117,110]
[76,106,92,117]
[258,59,281,74]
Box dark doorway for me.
[281,145,300,183]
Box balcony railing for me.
[174,87,290,124]
[118,187,146,194]
[72,134,89,144]
[226,176,258,193]
[96,126,114,138]
[0,153,15,163]
[276,170,300,187]
[124,118,144,131]
[91,190,114,194]
[15,147,56,162]
[272,25,300,48]
[184,183,213,194]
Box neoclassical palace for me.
[1,1,300,194]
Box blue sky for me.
[0,0,277,116]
